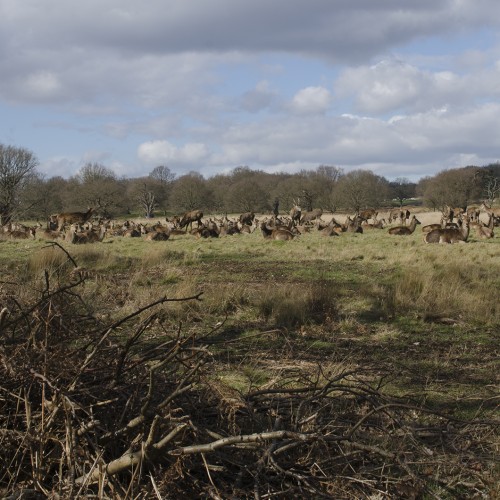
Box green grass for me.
[2,222,499,417]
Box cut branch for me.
[75,423,188,485]
[170,430,316,456]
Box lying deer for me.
[388,215,421,235]
[424,217,470,244]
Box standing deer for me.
[388,209,400,223]
[466,206,480,222]
[358,208,378,222]
[51,208,95,231]
[388,215,421,235]
[289,200,302,226]
[179,210,203,231]
[480,202,500,224]
[239,212,255,226]
[300,208,323,225]
[399,209,411,225]
[442,205,455,224]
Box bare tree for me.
[315,165,343,211]
[417,176,439,210]
[9,171,48,221]
[149,165,176,185]
[0,144,39,225]
[271,176,305,215]
[169,172,212,212]
[333,169,389,213]
[147,165,176,214]
[138,185,157,218]
[389,177,416,207]
[72,163,122,217]
[316,164,343,182]
[76,162,116,184]
[225,179,269,213]
[483,174,500,205]
[21,174,68,221]
[420,166,485,210]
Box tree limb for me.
[75,423,188,485]
[170,430,315,456]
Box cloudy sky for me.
[1,0,500,181]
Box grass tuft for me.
[257,282,338,329]
[389,262,499,324]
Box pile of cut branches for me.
[0,247,498,498]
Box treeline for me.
[1,143,499,224]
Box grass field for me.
[1,210,499,497]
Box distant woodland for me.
[1,143,499,224]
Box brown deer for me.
[289,200,302,225]
[260,221,295,240]
[441,204,454,224]
[424,217,470,244]
[399,209,411,225]
[343,215,363,233]
[466,205,480,222]
[388,209,401,223]
[239,211,255,226]
[37,228,64,240]
[300,208,323,224]
[480,202,500,223]
[52,207,95,231]
[473,214,494,239]
[187,219,220,239]
[362,218,386,230]
[144,230,170,241]
[123,227,142,237]
[237,221,253,234]
[179,210,203,231]
[1,226,37,240]
[320,224,341,237]
[388,215,421,235]
[422,223,443,234]
[318,217,342,236]
[67,224,106,244]
[358,208,378,222]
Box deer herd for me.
[0,202,498,245]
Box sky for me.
[1,0,500,182]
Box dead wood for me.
[0,245,498,499]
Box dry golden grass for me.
[5,212,499,328]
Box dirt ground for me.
[323,207,488,226]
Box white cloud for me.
[3,1,500,107]
[206,102,500,178]
[23,71,62,99]
[39,156,79,178]
[240,81,277,113]
[335,60,456,114]
[2,1,500,181]
[137,140,210,166]
[291,86,331,114]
